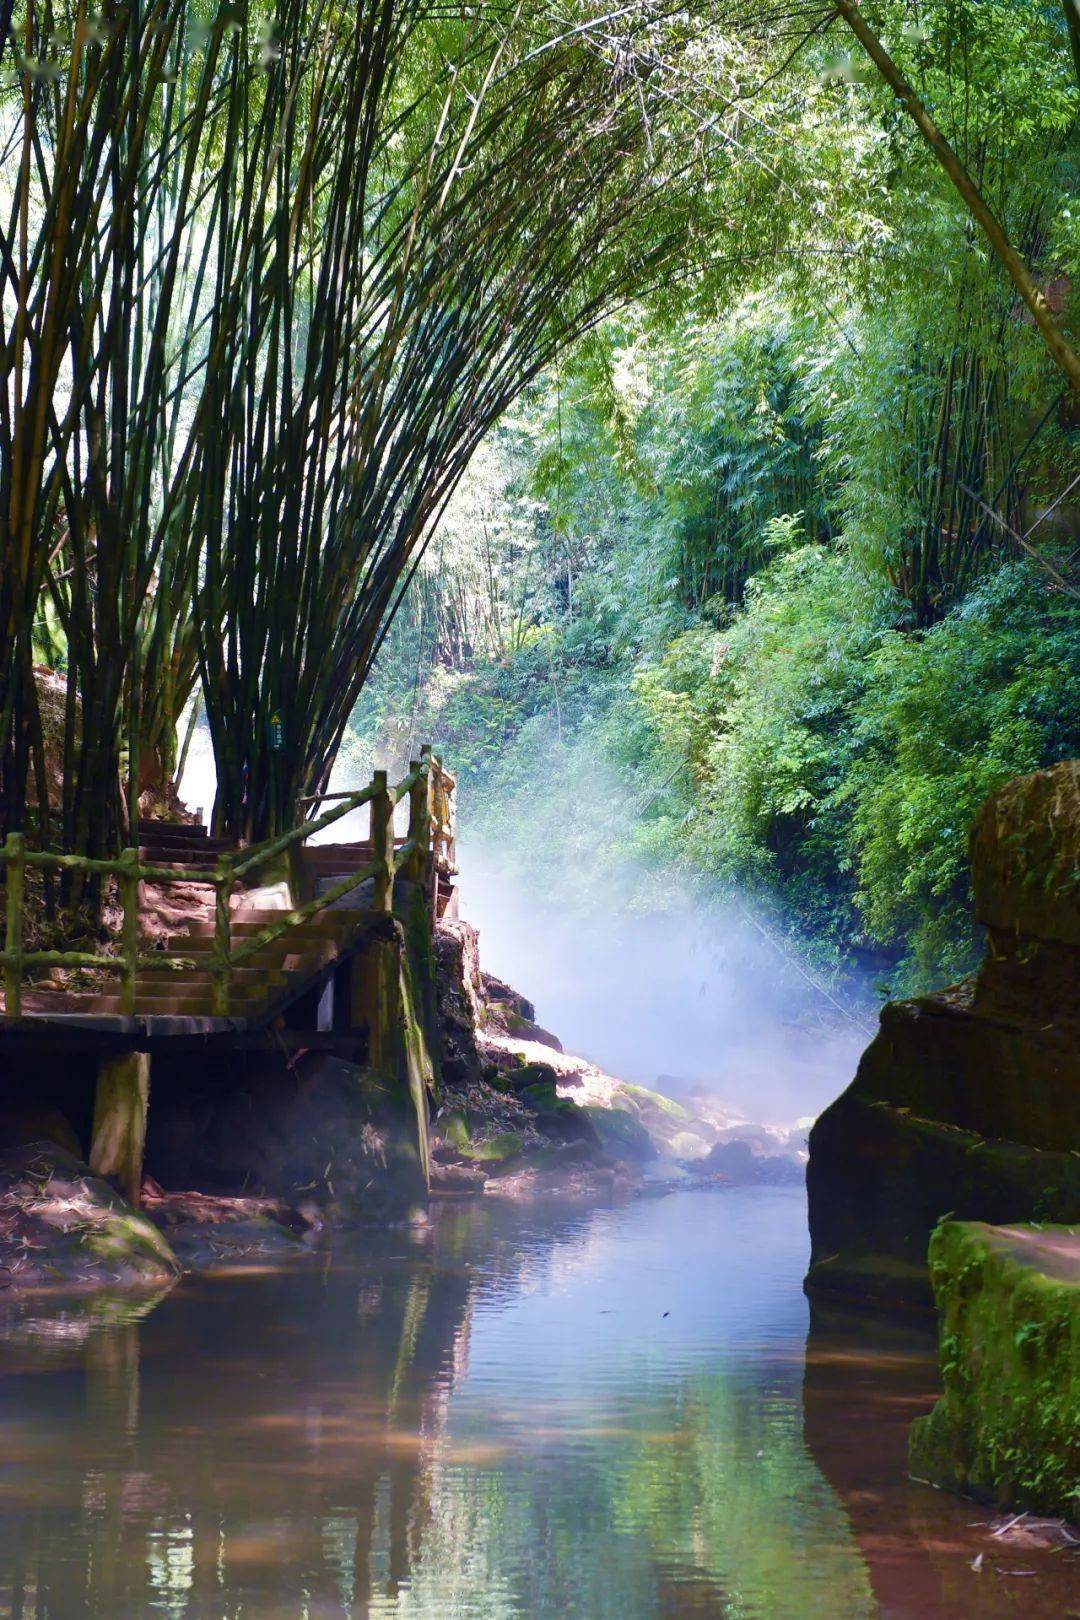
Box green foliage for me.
[344,0,1080,1001]
[844,568,1080,987]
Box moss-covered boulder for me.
[0,1144,179,1291]
[806,762,1080,1309]
[520,1082,602,1148]
[910,1220,1080,1519]
[434,1110,523,1165]
[583,1104,657,1163]
[970,761,1080,948]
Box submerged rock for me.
[806,763,1080,1308]
[909,1220,1080,1519]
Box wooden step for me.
[159,940,316,974]
[137,820,213,841]
[136,966,290,990]
[138,847,222,869]
[175,914,366,941]
[304,845,376,870]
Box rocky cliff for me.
[805,761,1080,1308]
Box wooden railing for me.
[0,748,452,1020]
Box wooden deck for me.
[0,753,457,1197]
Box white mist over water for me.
[180,708,870,1123]
[457,840,871,1125]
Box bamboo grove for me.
[0,0,774,873]
[2,0,1079,897]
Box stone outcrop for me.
[806,762,1080,1308]
[909,1219,1080,1518]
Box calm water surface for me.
[0,1187,1075,1619]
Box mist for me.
[456,840,873,1128]
[181,708,873,1126]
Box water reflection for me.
[0,1191,1073,1618]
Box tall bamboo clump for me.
[0,1,254,891]
[185,0,748,842]
[2,0,772,866]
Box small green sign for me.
[268,710,284,752]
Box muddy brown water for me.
[0,1187,1075,1618]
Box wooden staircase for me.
[18,823,382,1023]
[0,756,458,1211]
[1,751,456,1032]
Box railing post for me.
[3,832,25,1017]
[371,770,392,911]
[212,854,233,1017]
[404,751,431,884]
[118,847,140,1016]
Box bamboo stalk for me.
[834,0,1080,395]
[3,831,24,1016]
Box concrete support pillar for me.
[89,1050,150,1208]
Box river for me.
[0,1187,1073,1618]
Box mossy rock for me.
[460,1132,523,1164]
[0,1145,179,1291]
[583,1105,657,1163]
[520,1080,560,1112]
[436,1111,522,1164]
[970,761,1080,947]
[507,1061,560,1090]
[520,1085,601,1149]
[668,1129,712,1160]
[614,1081,693,1122]
[909,1220,1080,1518]
[439,1110,472,1151]
[806,1090,1080,1308]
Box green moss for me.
[461,1132,523,1164]
[440,1110,471,1149]
[520,1081,561,1112]
[909,1220,1080,1518]
[583,1105,656,1162]
[614,1082,692,1122]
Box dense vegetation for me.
[3,0,1079,986]
[348,1,1080,997]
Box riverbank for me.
[429,917,807,1203]
[0,916,808,1294]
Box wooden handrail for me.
[232,781,379,880]
[0,751,449,1020]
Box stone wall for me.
[805,761,1080,1309]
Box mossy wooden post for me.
[3,832,25,1016]
[212,854,233,1016]
[118,847,140,1015]
[404,750,431,886]
[371,770,392,913]
[90,1051,151,1207]
[352,937,397,1073]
